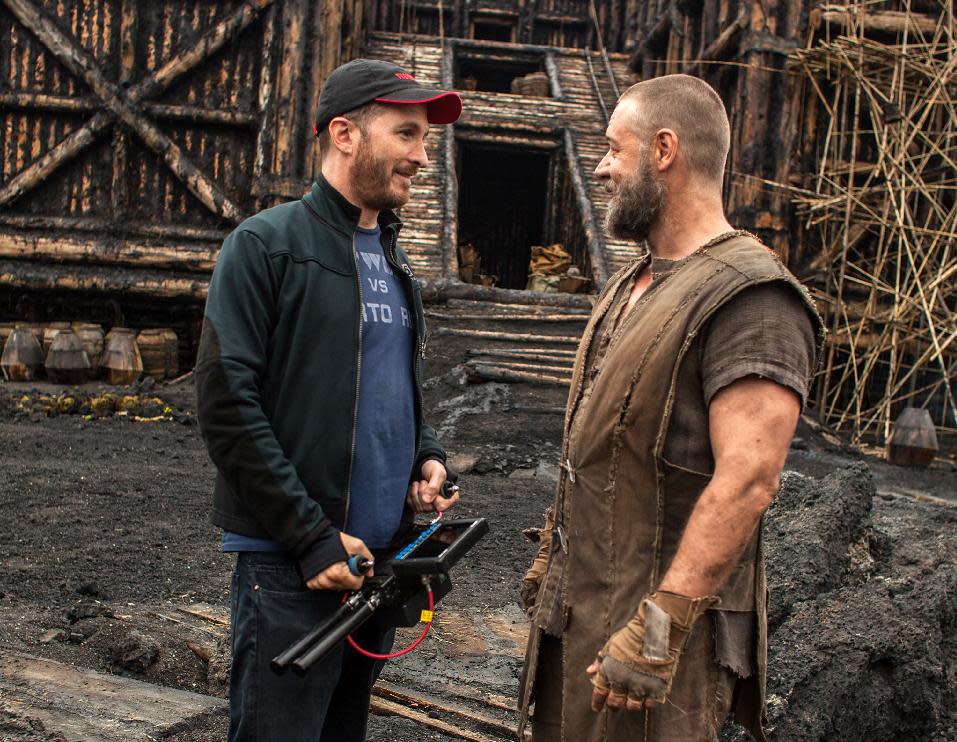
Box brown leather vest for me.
[519,234,824,741]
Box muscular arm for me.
[657,375,801,598]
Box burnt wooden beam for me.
[419,277,594,308]
[466,362,571,386]
[684,7,748,74]
[0,93,258,127]
[0,259,209,301]
[563,129,609,287]
[0,0,273,212]
[544,52,564,100]
[583,50,610,123]
[440,46,460,279]
[254,6,278,203]
[814,5,945,36]
[271,0,310,180]
[112,0,136,219]
[0,111,112,207]
[0,232,219,272]
[0,215,227,242]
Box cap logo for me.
[395,72,416,81]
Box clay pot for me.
[137,329,168,381]
[1,326,45,381]
[74,324,105,377]
[42,321,72,357]
[45,329,91,385]
[886,407,939,467]
[101,328,143,385]
[161,328,179,379]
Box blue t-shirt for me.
[223,225,416,553]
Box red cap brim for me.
[374,90,463,124]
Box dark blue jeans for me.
[228,552,394,741]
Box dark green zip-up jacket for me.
[195,174,445,580]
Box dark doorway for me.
[472,19,515,43]
[456,142,549,289]
[454,54,547,95]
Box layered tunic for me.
[519,233,824,741]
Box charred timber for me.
[0,233,219,272]
[0,215,227,242]
[564,129,610,286]
[418,277,594,308]
[815,6,944,36]
[0,259,208,301]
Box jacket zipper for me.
[385,231,426,457]
[343,232,362,528]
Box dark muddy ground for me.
[0,318,954,741]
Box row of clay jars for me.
[1,326,143,385]
[0,322,106,370]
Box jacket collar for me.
[304,173,402,238]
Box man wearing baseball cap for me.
[196,59,462,741]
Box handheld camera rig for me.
[271,509,488,675]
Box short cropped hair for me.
[316,102,390,160]
[621,75,730,184]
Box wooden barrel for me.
[161,328,179,379]
[101,327,143,385]
[1,325,45,381]
[886,407,939,467]
[45,329,91,385]
[42,321,72,358]
[74,323,105,376]
[136,329,168,380]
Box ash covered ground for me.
[0,320,954,741]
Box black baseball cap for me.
[315,59,462,136]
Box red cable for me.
[346,585,434,660]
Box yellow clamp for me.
[420,610,434,623]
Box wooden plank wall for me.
[0,0,362,304]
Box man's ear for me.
[328,116,359,156]
[653,128,678,172]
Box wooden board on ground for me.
[0,649,226,741]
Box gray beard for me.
[604,165,665,243]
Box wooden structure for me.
[1,0,953,440]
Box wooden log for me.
[467,350,576,364]
[466,358,571,374]
[271,0,310,181]
[0,232,219,272]
[0,259,209,301]
[142,104,258,128]
[544,51,564,99]
[419,277,595,308]
[816,6,944,36]
[467,345,578,356]
[373,682,515,739]
[0,91,95,112]
[369,696,490,741]
[564,129,610,287]
[445,299,591,315]
[0,214,226,242]
[254,3,279,205]
[511,404,566,414]
[0,111,111,208]
[426,311,588,322]
[467,363,571,386]
[440,47,460,278]
[436,327,580,344]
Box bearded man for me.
[518,74,824,741]
[195,59,462,741]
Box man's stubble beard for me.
[351,138,415,212]
[604,153,666,243]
